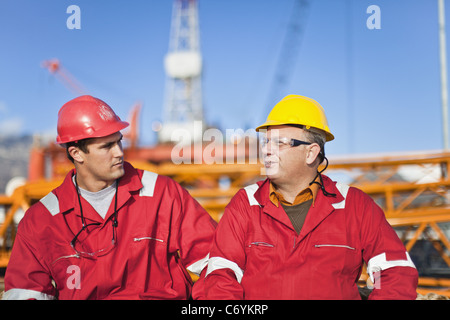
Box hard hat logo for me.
[56,95,129,144]
[98,103,118,122]
[256,95,334,142]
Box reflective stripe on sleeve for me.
[205,256,244,283]
[2,288,55,300]
[186,253,209,276]
[367,251,416,282]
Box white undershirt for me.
[72,176,116,219]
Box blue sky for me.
[0,0,447,157]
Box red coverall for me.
[3,162,216,300]
[200,175,418,299]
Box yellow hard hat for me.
[256,94,334,141]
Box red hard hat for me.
[56,95,129,144]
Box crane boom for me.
[41,59,88,95]
[41,58,139,148]
[263,0,311,118]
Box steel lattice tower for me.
[159,0,204,143]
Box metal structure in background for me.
[41,59,88,96]
[158,0,204,144]
[1,146,450,297]
[263,0,310,122]
[2,0,450,299]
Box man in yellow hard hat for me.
[199,94,418,300]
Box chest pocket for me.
[49,245,86,293]
[128,232,169,288]
[313,232,356,250]
[244,232,278,267]
[130,233,168,264]
[241,232,280,284]
[245,232,277,248]
[310,233,361,276]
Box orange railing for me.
[1,150,450,297]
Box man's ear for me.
[305,143,321,166]
[68,146,84,164]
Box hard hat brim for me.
[255,120,334,142]
[56,121,129,144]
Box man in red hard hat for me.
[3,95,217,300]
